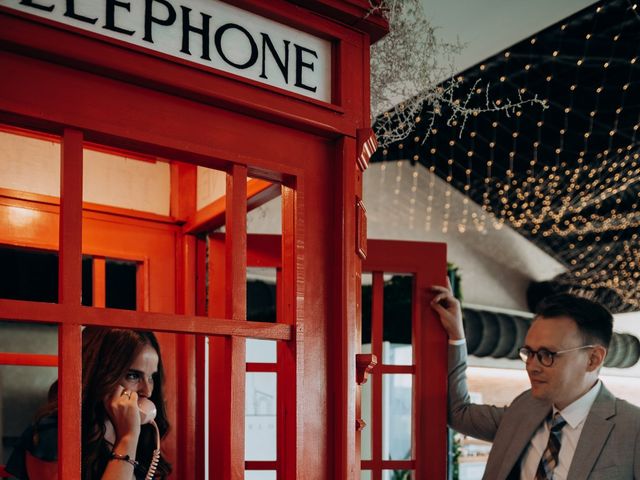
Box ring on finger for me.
[121,389,131,399]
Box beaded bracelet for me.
[110,452,139,467]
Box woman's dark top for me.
[5,415,154,479]
[5,414,57,479]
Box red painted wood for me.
[287,0,389,42]
[170,162,197,223]
[59,128,83,305]
[245,460,277,470]
[57,128,83,478]
[0,352,57,367]
[195,236,207,480]
[176,235,197,480]
[279,184,302,480]
[226,165,248,480]
[0,186,176,227]
[0,298,292,339]
[330,137,360,480]
[413,244,448,480]
[0,1,378,135]
[371,272,384,480]
[92,257,106,308]
[246,363,278,373]
[58,323,82,479]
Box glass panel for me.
[247,267,277,323]
[105,259,137,310]
[83,146,170,215]
[0,127,60,198]
[0,247,58,303]
[383,470,413,480]
[245,372,277,461]
[361,470,372,480]
[361,272,373,346]
[383,374,412,461]
[246,339,277,363]
[0,128,61,304]
[0,320,58,354]
[79,327,171,476]
[0,249,94,306]
[82,144,198,315]
[82,255,93,306]
[245,472,277,480]
[383,275,413,365]
[246,191,281,236]
[0,321,58,465]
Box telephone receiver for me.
[138,397,157,425]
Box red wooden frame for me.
[361,240,448,480]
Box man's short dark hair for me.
[534,293,613,348]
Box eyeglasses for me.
[518,345,595,367]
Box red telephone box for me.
[0,1,447,478]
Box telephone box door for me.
[360,239,448,480]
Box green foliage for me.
[447,263,463,301]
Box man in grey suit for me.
[431,284,640,479]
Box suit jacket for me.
[448,343,640,480]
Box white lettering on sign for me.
[2,0,332,102]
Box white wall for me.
[364,161,566,310]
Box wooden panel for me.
[58,129,83,478]
[225,165,248,480]
[413,244,448,480]
[0,298,292,339]
[92,257,105,308]
[371,272,383,480]
[0,352,58,367]
[279,184,302,479]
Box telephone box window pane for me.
[245,471,276,480]
[0,321,58,465]
[245,372,277,461]
[0,248,93,305]
[383,470,413,480]
[0,128,60,198]
[361,272,373,345]
[0,248,58,303]
[105,260,137,310]
[383,275,413,366]
[1,365,59,465]
[82,255,93,306]
[247,268,276,323]
[383,374,412,461]
[246,339,277,364]
[361,470,372,480]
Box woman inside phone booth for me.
[6,327,172,479]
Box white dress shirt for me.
[520,380,602,480]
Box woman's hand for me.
[105,385,141,442]
[430,279,465,341]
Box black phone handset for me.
[138,398,161,480]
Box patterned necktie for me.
[535,412,567,480]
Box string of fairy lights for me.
[373,0,640,311]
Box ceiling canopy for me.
[373,0,640,312]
